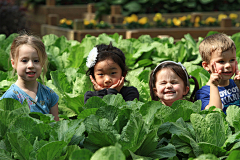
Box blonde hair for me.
[199,33,236,63]
[10,34,48,83]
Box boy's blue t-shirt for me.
[0,82,59,114]
[196,79,240,114]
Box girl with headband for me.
[149,61,199,106]
[84,42,139,103]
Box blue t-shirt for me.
[196,79,240,114]
[0,82,59,114]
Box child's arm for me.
[50,102,59,121]
[234,61,240,89]
[205,62,223,110]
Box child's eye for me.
[98,73,103,76]
[218,60,224,64]
[34,60,40,63]
[21,59,27,62]
[111,72,116,75]
[230,59,235,62]
[171,81,178,84]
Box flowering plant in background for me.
[179,15,192,27]
[229,13,238,26]
[96,21,112,29]
[218,14,227,22]
[171,15,192,27]
[153,13,167,27]
[204,17,218,26]
[59,18,73,29]
[84,19,97,29]
[172,18,181,27]
[194,16,201,27]
[123,14,139,29]
[167,18,174,27]
[138,17,150,28]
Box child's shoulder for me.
[122,86,138,90]
[38,82,57,94]
[121,86,139,95]
[1,84,21,99]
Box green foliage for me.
[0,94,240,159]
[1,32,240,159]
[94,0,240,18]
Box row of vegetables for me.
[1,32,240,159]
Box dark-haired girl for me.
[84,42,139,103]
[149,61,199,106]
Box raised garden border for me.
[41,24,127,41]
[41,24,240,41]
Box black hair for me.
[86,42,128,83]
[149,61,199,102]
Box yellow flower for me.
[125,17,133,23]
[131,14,138,22]
[153,16,158,22]
[167,18,172,25]
[100,21,104,24]
[84,19,90,25]
[66,20,72,25]
[229,13,238,20]
[138,17,148,25]
[205,17,216,25]
[195,16,200,23]
[194,22,200,27]
[153,13,162,21]
[179,16,187,22]
[187,14,191,20]
[173,18,181,26]
[60,18,67,24]
[218,14,227,22]
[90,19,97,25]
[236,23,240,27]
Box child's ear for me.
[153,87,158,95]
[11,59,16,69]
[183,86,190,96]
[202,61,211,72]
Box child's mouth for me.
[164,91,175,94]
[222,71,232,75]
[26,72,36,77]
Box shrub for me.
[0,1,27,36]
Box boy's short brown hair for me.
[199,33,236,63]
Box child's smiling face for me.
[153,68,189,106]
[12,44,42,83]
[205,49,236,82]
[94,58,122,89]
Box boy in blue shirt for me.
[196,33,240,114]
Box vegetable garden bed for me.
[1,32,240,159]
[126,27,240,40]
[41,24,240,41]
[41,24,127,41]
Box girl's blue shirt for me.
[0,82,59,114]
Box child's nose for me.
[166,83,173,88]
[104,76,112,83]
[225,62,231,68]
[27,61,34,68]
